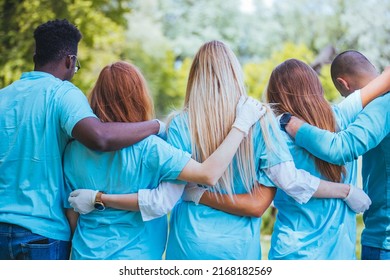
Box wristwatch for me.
[280,112,292,132]
[94,191,105,211]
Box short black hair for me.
[330,50,374,81]
[33,19,82,66]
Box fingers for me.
[69,189,81,197]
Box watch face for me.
[94,202,105,211]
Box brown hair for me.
[266,58,345,182]
[90,61,154,122]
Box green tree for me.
[244,42,315,100]
[0,0,131,92]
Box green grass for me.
[260,209,365,260]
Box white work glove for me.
[233,96,266,136]
[182,183,208,205]
[68,189,98,215]
[155,119,167,140]
[343,185,371,213]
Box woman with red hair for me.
[64,60,263,259]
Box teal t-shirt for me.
[0,71,96,241]
[64,135,191,259]
[165,112,292,260]
[269,100,361,260]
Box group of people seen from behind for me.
[0,19,389,261]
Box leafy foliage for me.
[1,0,389,111]
[0,0,129,92]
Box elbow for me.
[235,197,268,218]
[86,133,111,151]
[72,118,112,152]
[246,206,267,218]
[325,153,351,165]
[203,174,219,187]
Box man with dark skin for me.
[0,19,165,260]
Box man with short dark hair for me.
[330,50,379,97]
[0,19,164,260]
[285,50,390,260]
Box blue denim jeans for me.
[361,245,390,260]
[0,222,70,260]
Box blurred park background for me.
[2,0,390,117]
[1,0,388,259]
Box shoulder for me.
[55,80,84,96]
[131,135,171,152]
[168,112,188,130]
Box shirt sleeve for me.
[56,83,97,137]
[295,93,390,165]
[167,113,192,153]
[138,182,185,221]
[143,136,191,184]
[332,89,362,128]
[255,113,293,186]
[265,161,320,204]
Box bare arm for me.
[65,208,79,236]
[199,185,275,217]
[101,193,139,211]
[313,180,349,198]
[72,117,160,151]
[360,66,390,107]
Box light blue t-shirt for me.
[295,93,390,250]
[269,94,362,259]
[165,112,292,260]
[64,135,191,260]
[0,71,96,241]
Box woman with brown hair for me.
[63,61,264,259]
[265,58,380,259]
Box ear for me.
[65,55,72,70]
[336,77,350,91]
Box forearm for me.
[313,180,349,199]
[65,208,79,236]
[199,185,275,217]
[101,193,140,211]
[72,117,160,151]
[267,161,351,201]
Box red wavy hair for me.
[90,61,154,123]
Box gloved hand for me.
[233,96,266,136]
[155,119,167,140]
[182,183,208,205]
[68,189,98,214]
[344,185,371,213]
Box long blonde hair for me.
[183,40,258,195]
